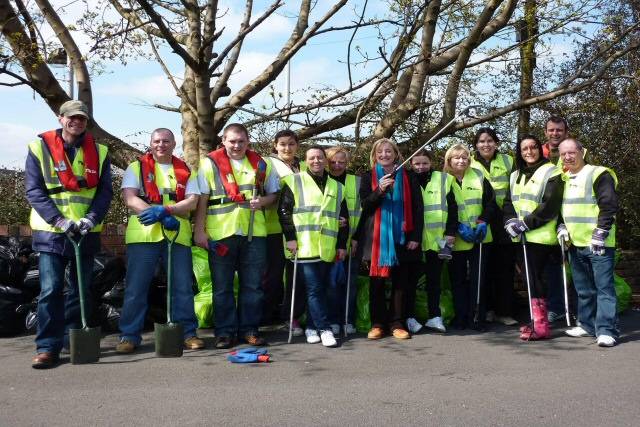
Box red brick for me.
[0,225,8,236]
[19,225,31,236]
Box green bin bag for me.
[192,247,213,328]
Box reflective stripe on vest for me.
[28,138,108,233]
[471,153,513,208]
[125,161,192,247]
[201,155,271,241]
[421,171,453,252]
[510,163,561,245]
[561,165,617,247]
[282,172,344,262]
[451,167,493,251]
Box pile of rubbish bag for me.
[0,237,175,337]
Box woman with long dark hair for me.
[502,135,564,340]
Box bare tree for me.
[1,0,639,169]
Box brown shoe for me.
[32,352,59,369]
[115,340,136,354]
[215,336,234,349]
[392,327,410,340]
[184,336,205,350]
[243,334,267,346]
[367,327,384,340]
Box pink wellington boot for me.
[520,298,551,341]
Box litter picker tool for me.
[395,105,481,172]
[473,242,483,326]
[559,236,571,327]
[344,250,352,338]
[248,159,268,242]
[68,233,101,364]
[154,224,184,357]
[521,235,535,338]
[288,251,299,344]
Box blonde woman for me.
[444,144,498,331]
[325,146,361,335]
[352,138,423,340]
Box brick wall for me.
[0,224,127,256]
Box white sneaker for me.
[597,335,616,347]
[565,326,592,337]
[406,317,423,334]
[320,330,338,347]
[496,315,518,326]
[344,323,357,335]
[305,329,320,344]
[485,310,496,322]
[425,316,446,333]
[330,324,340,335]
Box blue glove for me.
[458,223,475,243]
[161,215,179,231]
[138,205,169,225]
[474,222,487,243]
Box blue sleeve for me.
[24,149,63,225]
[85,155,113,225]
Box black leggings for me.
[519,242,556,298]
[403,251,443,319]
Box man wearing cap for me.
[115,128,204,354]
[25,100,113,368]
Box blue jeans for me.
[36,251,94,354]
[569,246,618,337]
[298,261,331,331]
[209,235,266,337]
[119,242,198,345]
[326,256,358,325]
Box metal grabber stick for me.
[473,242,483,325]
[394,105,481,172]
[559,237,571,326]
[521,234,535,335]
[288,251,299,344]
[344,248,352,338]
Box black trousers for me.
[261,234,286,324]
[486,243,516,317]
[450,245,487,326]
[403,251,443,319]
[518,241,556,298]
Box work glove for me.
[590,228,608,256]
[474,221,487,243]
[504,218,528,239]
[556,224,570,250]
[457,223,475,243]
[138,205,170,226]
[160,215,179,231]
[76,217,95,235]
[54,217,77,234]
[437,238,453,260]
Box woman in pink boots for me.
[502,135,564,340]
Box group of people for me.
[25,100,620,369]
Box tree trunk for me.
[517,0,537,137]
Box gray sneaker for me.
[425,316,446,333]
[406,317,423,334]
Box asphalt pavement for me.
[1,310,639,427]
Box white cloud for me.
[0,122,37,169]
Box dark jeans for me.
[450,245,487,327]
[423,250,443,318]
[261,233,286,324]
[36,251,94,354]
[486,243,515,316]
[209,235,266,337]
[569,246,618,337]
[327,256,359,325]
[299,261,332,331]
[370,261,418,328]
[119,242,198,345]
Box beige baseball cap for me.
[59,100,90,119]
